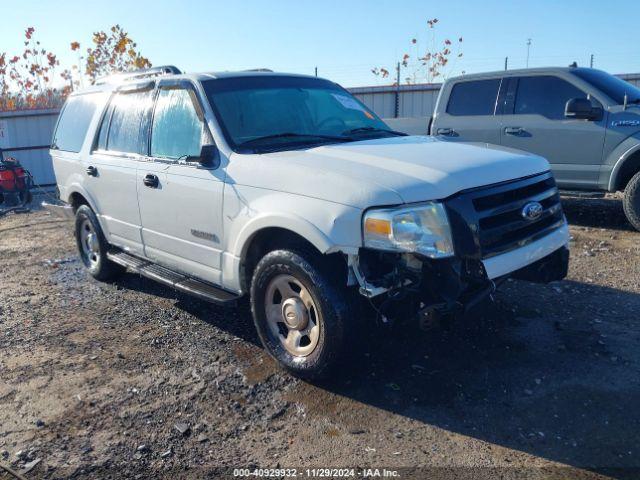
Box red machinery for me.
[0,150,33,216]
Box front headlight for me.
[363,202,454,258]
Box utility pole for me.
[590,54,594,68]
[526,38,532,68]
[395,62,401,118]
[504,57,508,71]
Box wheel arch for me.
[237,222,348,294]
[609,143,640,192]
[64,183,99,213]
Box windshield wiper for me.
[238,132,351,150]
[342,127,408,137]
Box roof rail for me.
[244,68,273,73]
[95,65,182,85]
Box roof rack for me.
[95,65,182,85]
[243,68,273,72]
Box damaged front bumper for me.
[348,225,569,317]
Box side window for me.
[514,76,587,120]
[105,90,154,154]
[151,88,205,159]
[96,103,114,151]
[52,93,102,152]
[446,79,500,116]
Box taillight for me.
[0,170,13,181]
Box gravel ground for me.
[0,195,639,479]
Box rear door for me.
[432,78,502,144]
[84,85,155,255]
[137,81,225,285]
[500,75,606,188]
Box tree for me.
[73,24,152,84]
[372,18,463,85]
[0,25,152,111]
[0,27,68,110]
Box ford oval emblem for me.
[521,201,543,221]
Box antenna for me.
[526,38,532,68]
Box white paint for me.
[51,71,561,297]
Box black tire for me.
[250,249,355,380]
[623,171,640,232]
[74,204,124,281]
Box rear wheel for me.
[75,205,124,281]
[623,171,640,231]
[250,249,355,379]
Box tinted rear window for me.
[446,79,500,116]
[52,93,102,152]
[514,76,586,119]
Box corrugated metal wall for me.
[349,83,441,119]
[1,73,639,186]
[0,108,60,185]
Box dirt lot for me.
[1,195,639,479]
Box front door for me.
[499,75,607,189]
[137,83,225,285]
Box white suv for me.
[46,66,570,378]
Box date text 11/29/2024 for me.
[233,468,400,477]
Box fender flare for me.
[231,212,335,261]
[608,142,640,191]
[63,182,110,234]
[64,182,99,212]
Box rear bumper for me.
[42,200,74,220]
[482,222,569,279]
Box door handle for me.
[436,128,455,136]
[86,165,98,177]
[143,173,159,188]
[504,126,524,136]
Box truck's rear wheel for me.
[75,205,124,281]
[623,171,640,231]
[250,249,353,379]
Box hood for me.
[227,136,550,208]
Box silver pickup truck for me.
[431,67,640,230]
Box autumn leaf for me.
[71,41,80,51]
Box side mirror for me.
[197,144,220,169]
[565,98,601,120]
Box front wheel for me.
[75,205,124,281]
[623,171,640,232]
[250,249,355,379]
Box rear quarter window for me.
[52,93,102,153]
[446,79,500,116]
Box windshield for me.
[573,68,640,104]
[202,76,395,153]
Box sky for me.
[2,0,640,88]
